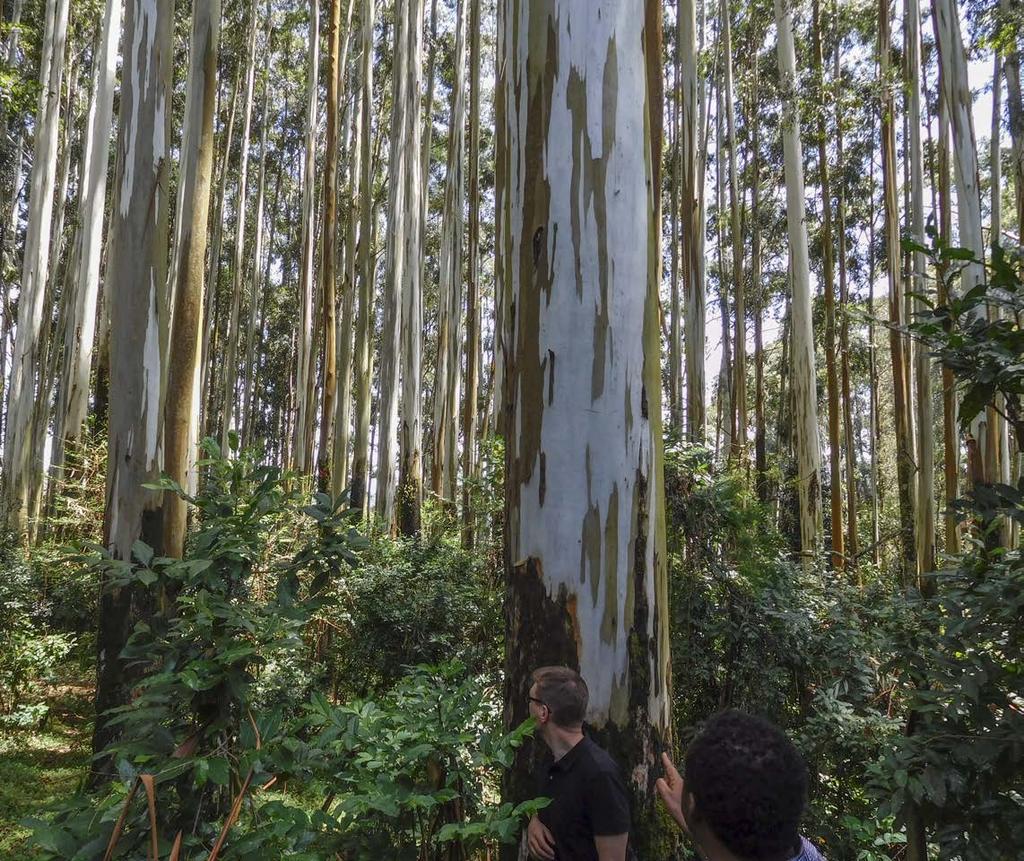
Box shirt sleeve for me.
[585,767,631,836]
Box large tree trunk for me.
[51,0,121,474]
[93,0,173,769]
[2,0,70,537]
[349,0,376,515]
[498,3,671,856]
[775,0,822,564]
[431,0,467,505]
[162,0,220,560]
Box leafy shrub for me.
[0,535,76,717]
[326,532,502,698]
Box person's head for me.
[682,710,808,861]
[529,666,588,730]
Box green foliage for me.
[26,443,533,860]
[0,535,76,720]
[326,532,501,697]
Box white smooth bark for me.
[3,0,70,534]
[53,0,122,459]
[774,0,822,561]
[295,0,321,474]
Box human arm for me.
[655,751,690,833]
[594,832,628,861]
[527,815,556,860]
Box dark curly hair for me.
[684,710,808,861]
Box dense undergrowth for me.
[1,246,1021,858]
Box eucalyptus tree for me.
[881,0,916,582]
[2,0,70,538]
[774,0,821,561]
[431,0,468,505]
[162,0,221,561]
[498,1,671,854]
[350,0,376,514]
[219,5,259,452]
[906,0,934,575]
[295,0,321,475]
[93,0,173,763]
[51,0,121,476]
[680,0,705,443]
[462,0,481,547]
[1001,0,1023,244]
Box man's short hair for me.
[684,710,808,861]
[531,666,588,727]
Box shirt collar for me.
[551,735,589,773]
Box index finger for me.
[661,751,681,779]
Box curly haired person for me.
[657,710,826,861]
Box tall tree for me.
[431,0,467,504]
[219,4,259,452]
[906,0,934,575]
[775,0,822,562]
[93,0,173,764]
[498,2,671,854]
[881,0,916,583]
[2,0,70,537]
[350,0,376,514]
[811,0,843,569]
[162,0,221,560]
[462,0,481,547]
[295,0,321,475]
[396,0,426,536]
[51,0,121,473]
[680,0,705,443]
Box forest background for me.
[0,0,1021,858]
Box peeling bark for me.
[499,3,671,855]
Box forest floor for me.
[0,676,92,859]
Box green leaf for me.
[132,540,154,566]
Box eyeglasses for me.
[528,696,547,708]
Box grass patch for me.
[0,682,92,859]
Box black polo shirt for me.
[536,735,631,860]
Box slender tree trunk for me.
[93,0,173,768]
[332,0,359,499]
[680,0,705,443]
[721,0,745,463]
[317,0,345,491]
[933,0,987,481]
[350,0,376,515]
[395,0,426,536]
[462,0,481,548]
[868,112,881,565]
[218,6,258,451]
[881,0,917,584]
[906,0,935,575]
[431,0,467,504]
[498,4,671,856]
[295,0,321,475]
[163,0,220,559]
[668,10,681,430]
[834,38,859,567]
[2,0,70,536]
[1000,0,1023,250]
[51,0,121,474]
[775,0,822,564]
[811,0,843,569]
[751,57,767,503]
[240,21,274,452]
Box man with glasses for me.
[525,666,630,860]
